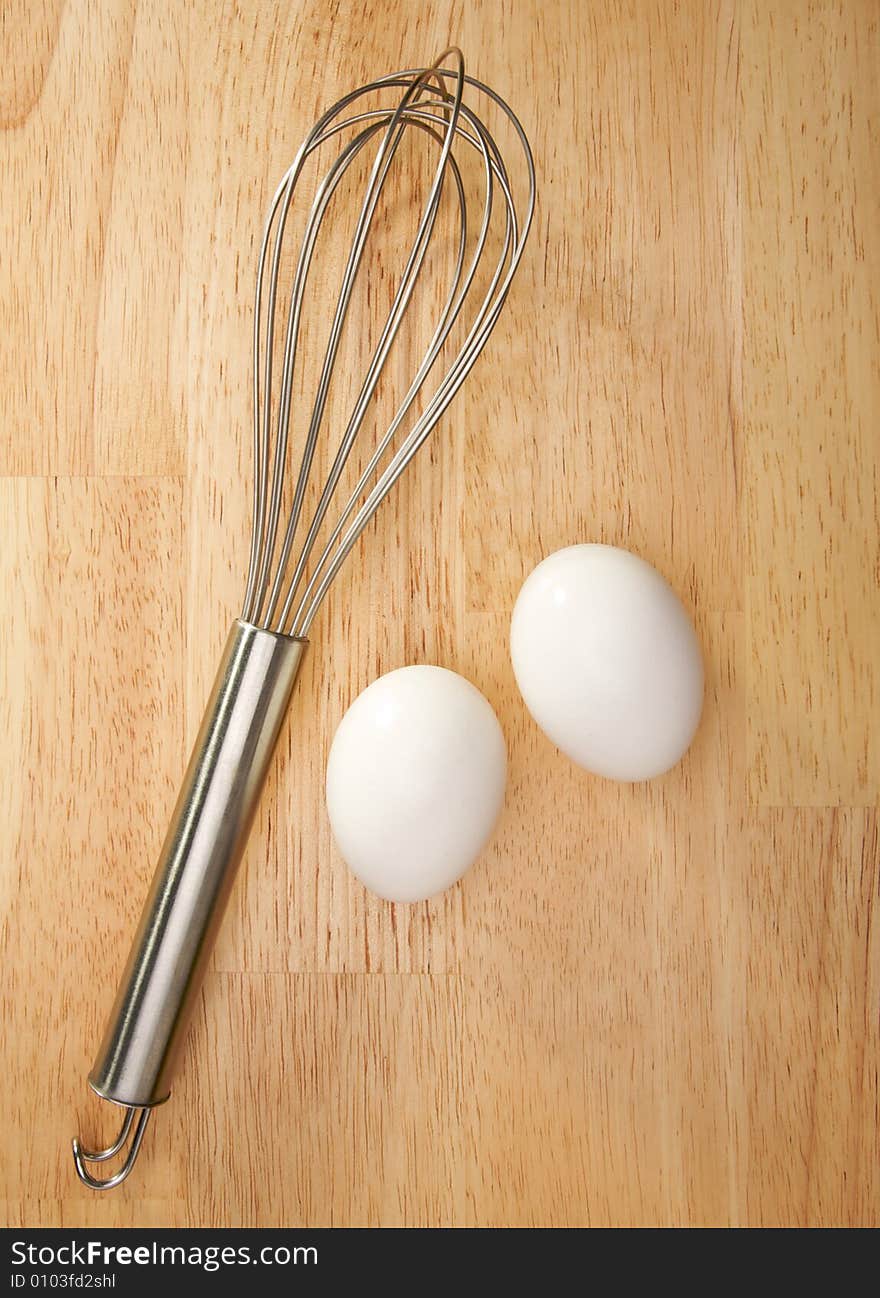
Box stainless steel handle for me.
[92,618,306,1106]
[73,619,305,1187]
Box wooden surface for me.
[1,0,878,1229]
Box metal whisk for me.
[72,48,534,1190]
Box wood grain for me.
[1,0,877,1228]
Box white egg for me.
[510,544,704,781]
[326,665,506,902]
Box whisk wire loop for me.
[246,50,465,626]
[241,48,535,637]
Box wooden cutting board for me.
[1,0,877,1227]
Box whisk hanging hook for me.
[72,1106,152,1191]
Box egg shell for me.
[510,544,704,781]
[326,665,507,902]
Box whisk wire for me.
[258,124,393,626]
[242,48,535,637]
[291,124,523,634]
[274,141,471,635]
[246,52,463,625]
[263,117,460,629]
[271,131,468,632]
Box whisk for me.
[72,48,534,1190]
